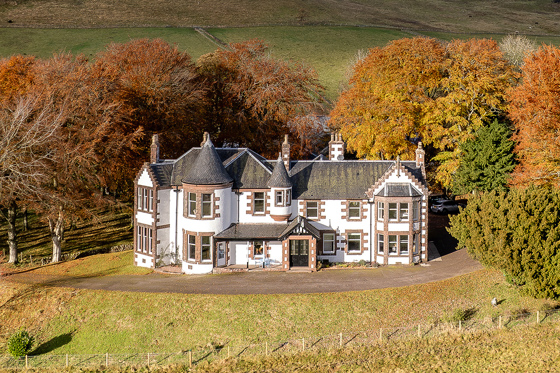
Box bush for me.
[7,329,34,357]
[445,307,477,323]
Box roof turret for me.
[182,136,233,185]
[268,154,292,188]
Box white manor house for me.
[134,133,429,274]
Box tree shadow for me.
[32,332,74,355]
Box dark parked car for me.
[430,200,464,214]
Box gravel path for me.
[5,249,482,295]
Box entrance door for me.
[217,242,226,267]
[290,239,309,267]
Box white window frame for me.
[377,234,384,254]
[188,192,197,217]
[254,192,265,214]
[323,233,335,254]
[388,235,398,255]
[188,235,196,260]
[413,233,419,254]
[347,232,361,252]
[286,190,291,205]
[201,193,213,218]
[306,201,318,219]
[143,189,148,213]
[148,229,153,254]
[148,189,154,212]
[400,235,409,255]
[201,236,212,262]
[348,201,361,219]
[218,242,225,260]
[413,201,420,221]
[137,188,143,210]
[399,203,409,221]
[275,190,284,206]
[377,202,384,221]
[388,203,398,221]
[253,241,264,258]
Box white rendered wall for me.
[156,227,172,265]
[135,252,154,268]
[182,262,213,274]
[137,169,153,187]
[136,211,154,226]
[267,242,283,265]
[231,242,249,265]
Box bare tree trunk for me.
[23,206,29,231]
[7,200,18,264]
[48,210,64,263]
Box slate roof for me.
[376,183,422,197]
[182,138,234,185]
[147,145,427,197]
[214,223,288,240]
[267,156,292,188]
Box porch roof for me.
[214,223,288,240]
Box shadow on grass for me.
[32,331,74,355]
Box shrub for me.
[445,307,477,323]
[7,329,34,357]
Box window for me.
[377,202,384,221]
[378,234,384,254]
[188,193,197,216]
[188,235,196,260]
[202,193,212,217]
[137,226,153,254]
[347,233,361,252]
[275,191,283,206]
[253,241,264,257]
[413,201,419,221]
[306,201,318,219]
[323,233,335,253]
[348,201,361,219]
[218,243,225,260]
[137,188,143,210]
[254,192,265,214]
[388,203,398,220]
[413,234,419,254]
[286,190,291,205]
[388,235,397,254]
[137,187,153,212]
[143,189,148,212]
[400,235,409,255]
[201,236,211,261]
[399,203,409,221]
[148,190,154,212]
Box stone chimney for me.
[282,134,291,170]
[329,132,345,161]
[415,142,425,168]
[150,134,160,164]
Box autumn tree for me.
[448,186,560,299]
[499,34,536,67]
[451,120,516,195]
[508,45,560,187]
[330,37,518,188]
[197,39,326,159]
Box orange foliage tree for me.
[508,45,560,187]
[330,37,518,188]
[197,39,326,159]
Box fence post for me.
[188,350,192,367]
[228,346,230,358]
[302,338,305,351]
[417,324,421,338]
[66,353,68,367]
[106,352,109,367]
[379,328,383,342]
[339,332,343,348]
[265,341,268,356]
[499,316,502,329]
[537,311,540,324]
[148,352,150,366]
[25,355,28,368]
[459,320,462,331]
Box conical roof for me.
[182,137,233,185]
[268,154,292,188]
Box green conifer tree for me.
[452,120,516,195]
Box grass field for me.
[0,0,559,35]
[1,251,558,356]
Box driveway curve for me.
[5,249,482,295]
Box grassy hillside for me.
[0,0,559,34]
[1,252,558,355]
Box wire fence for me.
[1,308,559,370]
